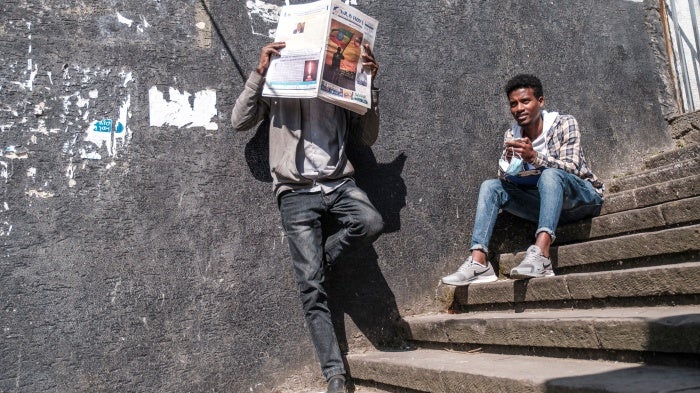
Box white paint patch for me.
[30,119,52,135]
[3,146,28,159]
[0,161,8,183]
[33,102,46,115]
[89,90,98,99]
[117,12,134,27]
[137,16,151,33]
[116,94,132,149]
[26,167,36,178]
[120,71,133,87]
[66,163,76,187]
[246,1,280,37]
[0,222,12,237]
[110,279,122,303]
[149,86,218,130]
[25,189,54,198]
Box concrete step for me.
[405,305,700,355]
[497,224,700,275]
[556,195,700,244]
[601,174,700,215]
[347,349,700,393]
[489,176,698,255]
[606,156,699,194]
[642,142,700,170]
[439,261,700,310]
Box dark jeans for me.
[278,180,384,381]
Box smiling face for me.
[508,87,544,128]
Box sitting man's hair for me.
[505,74,544,99]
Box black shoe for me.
[326,374,346,393]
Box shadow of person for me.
[325,245,412,392]
[244,117,272,182]
[347,146,407,233]
[326,246,411,351]
[327,148,411,390]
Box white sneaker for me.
[509,245,555,279]
[441,257,498,286]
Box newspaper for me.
[262,0,378,115]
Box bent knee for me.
[353,209,384,239]
[364,210,384,238]
[479,178,503,195]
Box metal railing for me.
[662,0,700,112]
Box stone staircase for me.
[345,143,700,392]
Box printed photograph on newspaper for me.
[319,2,377,113]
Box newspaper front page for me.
[262,0,378,114]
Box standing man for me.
[442,74,604,286]
[231,41,383,393]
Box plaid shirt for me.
[503,113,604,195]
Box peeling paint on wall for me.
[117,12,134,27]
[246,1,280,38]
[148,86,218,130]
[58,68,135,165]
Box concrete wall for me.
[0,0,672,391]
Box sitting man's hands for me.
[504,137,536,163]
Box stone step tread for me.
[347,349,700,393]
[601,173,700,215]
[405,305,700,354]
[441,261,700,309]
[555,195,700,245]
[642,143,700,170]
[605,156,699,194]
[497,224,700,274]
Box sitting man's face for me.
[508,87,544,127]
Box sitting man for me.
[442,74,604,286]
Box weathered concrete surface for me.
[669,110,700,145]
[556,196,700,244]
[602,174,700,214]
[406,306,700,354]
[498,224,700,272]
[347,349,700,393]
[643,142,700,169]
[0,0,675,391]
[606,157,699,193]
[444,262,700,309]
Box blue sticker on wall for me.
[94,119,113,132]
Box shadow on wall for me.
[244,117,273,182]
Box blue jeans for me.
[470,168,603,254]
[278,180,383,381]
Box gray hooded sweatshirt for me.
[231,71,380,198]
